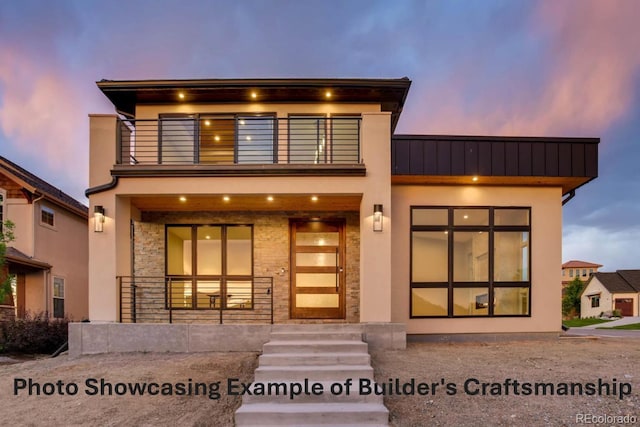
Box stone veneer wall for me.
[133,211,360,323]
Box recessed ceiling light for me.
[204,120,211,126]
[251,92,257,99]
[223,196,230,202]
[239,119,246,125]
[325,91,332,98]
[178,92,185,99]
[463,215,469,219]
[214,135,220,141]
[472,176,479,182]
[266,196,274,202]
[246,136,252,141]
[179,196,187,202]
[311,196,318,202]
[205,235,211,240]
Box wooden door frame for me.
[289,218,346,319]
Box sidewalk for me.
[579,316,640,329]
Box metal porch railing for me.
[117,276,274,324]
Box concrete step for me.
[254,364,374,382]
[242,380,384,404]
[262,340,368,354]
[270,331,364,341]
[235,402,389,426]
[259,352,370,366]
[271,324,363,333]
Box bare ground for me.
[1,337,638,426]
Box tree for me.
[0,220,16,303]
[562,276,585,318]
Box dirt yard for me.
[1,337,638,426]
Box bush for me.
[0,312,69,354]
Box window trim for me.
[409,206,532,318]
[40,205,56,229]
[165,224,254,310]
[53,276,65,318]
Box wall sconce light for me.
[94,205,105,232]
[373,204,383,232]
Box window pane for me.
[296,273,336,287]
[227,281,252,309]
[169,279,193,308]
[53,298,64,318]
[454,209,488,225]
[412,231,448,282]
[412,208,448,226]
[494,287,529,315]
[237,117,274,164]
[227,226,252,275]
[296,232,339,246]
[161,118,195,164]
[53,278,64,297]
[195,280,221,309]
[197,226,222,275]
[331,117,360,163]
[495,209,529,226]
[453,287,489,316]
[296,252,337,267]
[412,288,448,316]
[167,227,192,275]
[199,116,235,164]
[494,232,529,281]
[295,294,339,308]
[289,117,326,163]
[453,232,488,282]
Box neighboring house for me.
[581,270,640,318]
[562,260,602,287]
[82,77,598,348]
[0,156,88,321]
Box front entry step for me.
[235,325,389,426]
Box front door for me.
[290,219,345,319]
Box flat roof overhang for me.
[392,135,599,195]
[129,194,362,212]
[97,77,412,131]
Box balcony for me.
[114,116,364,177]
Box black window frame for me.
[158,113,277,165]
[165,224,254,310]
[410,206,532,318]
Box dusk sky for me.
[1,0,639,270]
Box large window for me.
[53,277,65,318]
[288,115,360,164]
[160,114,275,165]
[166,225,253,309]
[411,207,531,317]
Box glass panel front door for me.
[290,219,345,319]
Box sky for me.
[1,0,639,270]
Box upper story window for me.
[410,207,531,318]
[569,269,574,277]
[0,191,4,233]
[41,206,55,227]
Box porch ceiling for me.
[129,194,362,212]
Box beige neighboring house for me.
[581,270,640,318]
[75,77,599,354]
[0,156,88,321]
[562,260,602,287]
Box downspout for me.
[562,190,576,206]
[85,176,119,197]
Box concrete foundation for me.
[68,322,406,357]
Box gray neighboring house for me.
[581,270,640,318]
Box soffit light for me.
[267,196,274,202]
[325,91,332,98]
[179,196,187,202]
[178,92,185,100]
[472,176,479,182]
[223,196,230,202]
[311,196,318,202]
[251,92,257,99]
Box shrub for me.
[612,309,622,318]
[0,312,69,354]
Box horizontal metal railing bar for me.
[118,276,273,324]
[117,117,361,166]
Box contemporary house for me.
[74,77,598,354]
[581,270,640,318]
[0,156,88,321]
[562,260,602,287]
